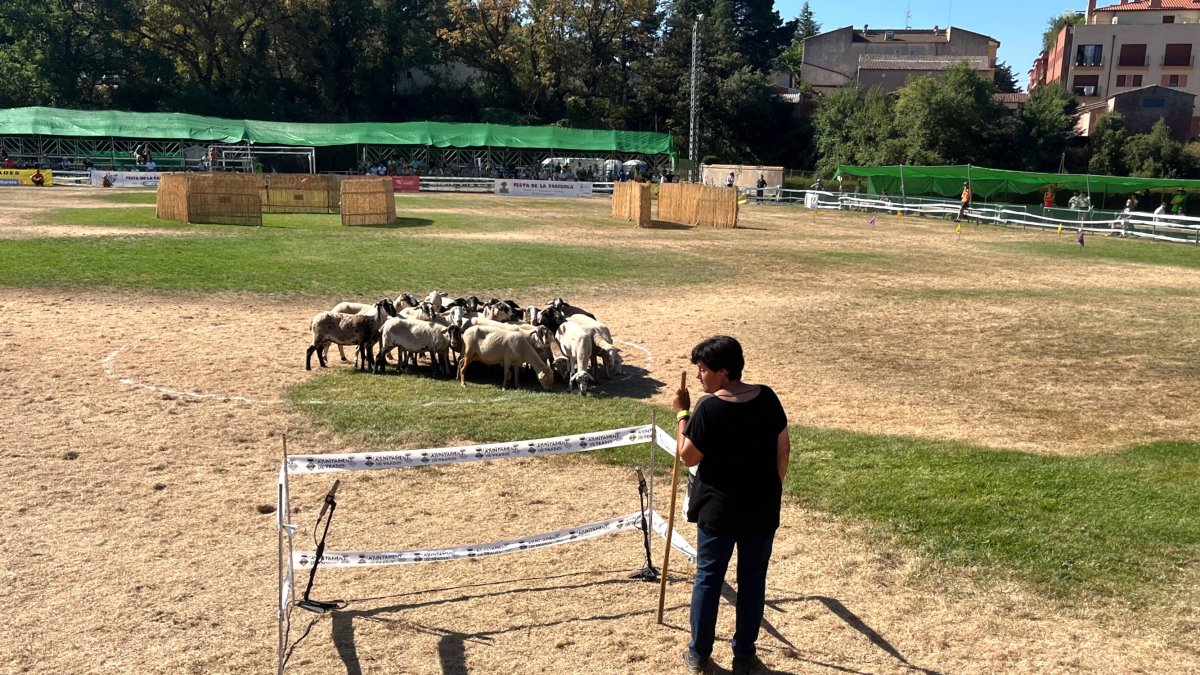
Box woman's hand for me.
[672,386,691,413]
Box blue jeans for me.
[688,527,775,659]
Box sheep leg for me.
[337,344,349,362]
[457,354,473,387]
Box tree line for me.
[0,0,807,168]
[2,2,1194,178]
[814,61,1200,180]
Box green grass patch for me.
[96,192,158,205]
[0,213,717,294]
[285,372,664,467]
[286,371,1200,603]
[998,236,1200,270]
[788,428,1200,600]
[40,206,180,229]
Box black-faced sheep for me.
[305,299,393,371]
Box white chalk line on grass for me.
[102,327,657,406]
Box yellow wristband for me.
[676,410,690,421]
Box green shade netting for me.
[835,165,1200,198]
[0,107,675,157]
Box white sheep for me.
[457,326,554,390]
[375,317,455,376]
[555,319,596,395]
[566,313,623,378]
[305,300,392,371]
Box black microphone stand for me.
[297,479,347,613]
[629,466,659,582]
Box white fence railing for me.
[796,191,1200,246]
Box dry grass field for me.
[0,188,1196,674]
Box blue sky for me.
[777,0,1087,90]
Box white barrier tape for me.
[294,511,644,568]
[650,510,697,564]
[829,195,1200,239]
[286,424,653,474]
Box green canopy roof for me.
[835,165,1200,198]
[0,107,675,157]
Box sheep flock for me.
[305,292,623,395]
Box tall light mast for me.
[688,14,704,182]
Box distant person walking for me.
[956,182,972,222]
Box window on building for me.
[1075,44,1103,67]
[1163,15,1175,24]
[1162,74,1188,87]
[909,48,917,55]
[1117,75,1126,87]
[1072,74,1100,97]
[1119,44,1147,68]
[1163,43,1192,67]
[1143,98,1165,108]
[1133,74,1143,86]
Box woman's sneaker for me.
[683,648,709,673]
[731,653,766,674]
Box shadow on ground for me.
[284,569,943,675]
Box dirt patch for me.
[1,191,1198,672]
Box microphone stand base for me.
[629,566,660,582]
[297,599,342,614]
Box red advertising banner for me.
[391,176,420,193]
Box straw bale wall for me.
[657,182,739,228]
[155,173,262,226]
[611,181,652,227]
[340,177,396,226]
[156,173,189,222]
[261,174,341,214]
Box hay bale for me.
[657,182,738,228]
[156,173,189,222]
[261,174,341,214]
[156,173,262,226]
[340,177,395,226]
[611,181,652,228]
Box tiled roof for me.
[995,93,1029,103]
[858,55,992,71]
[1095,0,1200,11]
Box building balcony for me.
[1162,56,1195,68]
[1072,85,1102,98]
[1117,57,1149,68]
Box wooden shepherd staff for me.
[657,371,687,624]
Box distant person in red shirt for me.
[31,168,45,187]
[4,156,14,169]
[1043,188,1055,208]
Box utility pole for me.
[689,14,704,182]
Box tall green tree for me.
[812,83,901,175]
[1123,120,1186,178]
[1087,113,1128,176]
[0,0,148,108]
[1017,83,1077,171]
[994,62,1020,93]
[778,1,818,74]
[891,62,1012,166]
[1042,11,1084,52]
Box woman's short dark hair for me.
[690,335,744,380]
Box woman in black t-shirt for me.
[673,335,789,674]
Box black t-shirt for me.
[684,385,787,535]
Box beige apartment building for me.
[1038,0,1200,138]
[800,26,999,95]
